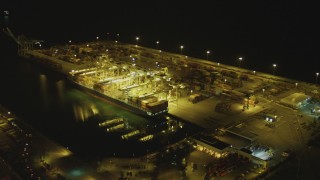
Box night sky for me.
[2,0,319,82]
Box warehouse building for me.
[280,93,310,109]
[192,134,231,158]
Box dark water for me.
[0,34,201,158]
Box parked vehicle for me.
[188,94,204,104]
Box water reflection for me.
[72,102,99,122]
[39,74,49,108]
[56,79,65,106]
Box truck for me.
[188,94,204,104]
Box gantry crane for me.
[3,27,43,55]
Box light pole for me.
[68,40,72,51]
[272,64,277,75]
[238,57,243,68]
[116,33,120,41]
[315,72,319,85]
[156,41,159,49]
[135,37,140,46]
[206,50,210,60]
[180,45,184,55]
[106,32,110,40]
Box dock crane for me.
[2,27,43,55]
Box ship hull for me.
[68,78,168,118]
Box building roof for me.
[240,148,252,155]
[226,124,258,142]
[280,93,310,107]
[217,132,252,149]
[193,134,230,150]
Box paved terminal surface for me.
[169,96,265,129]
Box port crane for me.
[3,27,43,55]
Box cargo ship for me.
[68,74,169,118]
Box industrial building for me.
[280,93,310,109]
[192,134,231,158]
